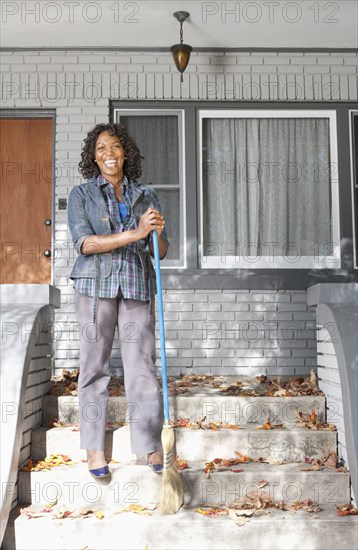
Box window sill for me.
[160,268,358,290]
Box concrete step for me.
[4,502,357,550]
[17,459,350,507]
[31,423,337,464]
[42,393,327,426]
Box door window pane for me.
[119,115,179,186]
[115,111,184,266]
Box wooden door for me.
[0,118,53,283]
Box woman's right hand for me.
[136,208,165,240]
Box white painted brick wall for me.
[52,288,316,377]
[0,50,356,377]
[316,326,350,476]
[10,337,53,510]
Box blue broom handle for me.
[152,230,170,424]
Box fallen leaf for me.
[175,456,189,470]
[259,458,285,465]
[20,506,49,519]
[234,451,251,462]
[320,452,337,469]
[310,369,317,387]
[233,509,254,517]
[336,504,358,516]
[258,420,285,430]
[95,511,105,519]
[258,480,268,488]
[53,507,73,519]
[228,509,250,525]
[301,463,322,472]
[78,507,95,516]
[195,507,228,517]
[209,422,219,431]
[204,452,254,475]
[258,420,272,430]
[20,454,76,472]
[273,388,287,397]
[171,417,241,431]
[115,504,153,516]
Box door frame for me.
[0,109,56,285]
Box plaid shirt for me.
[73,175,151,301]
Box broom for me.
[152,229,184,515]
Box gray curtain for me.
[120,115,179,186]
[119,115,180,260]
[202,118,332,257]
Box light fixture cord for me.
[180,22,183,44]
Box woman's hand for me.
[80,208,167,255]
[137,208,166,239]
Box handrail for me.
[0,285,60,546]
[307,283,358,505]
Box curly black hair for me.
[78,122,143,181]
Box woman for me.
[67,123,169,479]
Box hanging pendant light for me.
[170,11,192,82]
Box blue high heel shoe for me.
[147,461,163,474]
[147,453,163,475]
[89,464,111,479]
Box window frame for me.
[113,107,187,269]
[110,100,357,288]
[198,109,340,269]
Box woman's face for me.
[94,131,126,183]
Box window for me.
[198,110,340,269]
[112,104,344,273]
[114,109,186,268]
[350,110,358,269]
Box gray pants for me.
[74,289,163,455]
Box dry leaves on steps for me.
[336,504,358,516]
[204,452,252,475]
[295,409,336,431]
[204,452,287,475]
[20,454,76,472]
[301,451,344,472]
[228,509,253,526]
[195,507,228,517]
[257,420,286,430]
[20,504,106,520]
[229,490,322,515]
[115,504,157,516]
[49,418,126,430]
[198,491,323,527]
[220,370,323,397]
[175,456,189,470]
[47,370,125,397]
[170,416,240,430]
[47,371,323,398]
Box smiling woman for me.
[67,122,169,481]
[94,132,126,200]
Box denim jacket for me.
[67,176,168,323]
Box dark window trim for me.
[110,100,358,289]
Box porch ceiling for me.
[2,0,358,50]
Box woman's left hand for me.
[144,208,166,237]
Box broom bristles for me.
[158,426,184,515]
